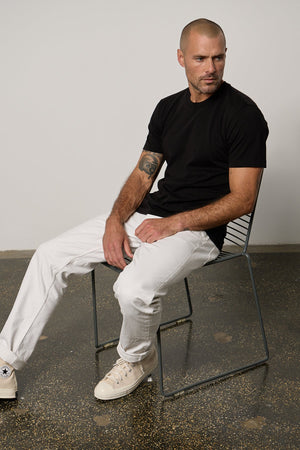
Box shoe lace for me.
[106,358,133,384]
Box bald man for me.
[0,19,268,401]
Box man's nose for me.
[205,59,216,74]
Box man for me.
[0,18,268,401]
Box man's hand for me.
[103,217,133,269]
[135,216,182,243]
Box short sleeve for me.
[143,101,164,154]
[227,105,268,167]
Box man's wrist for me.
[175,210,202,232]
[171,213,190,233]
[106,213,124,227]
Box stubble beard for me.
[190,77,222,96]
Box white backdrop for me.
[1,0,299,250]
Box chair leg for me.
[157,254,269,397]
[92,270,193,352]
[160,277,193,327]
[91,270,119,351]
[245,254,269,360]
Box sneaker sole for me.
[0,388,17,399]
[95,364,157,401]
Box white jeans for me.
[0,212,219,369]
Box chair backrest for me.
[223,212,254,254]
[222,172,263,255]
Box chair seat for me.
[205,249,244,266]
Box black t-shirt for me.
[137,82,268,249]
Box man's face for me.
[177,31,227,102]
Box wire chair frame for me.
[157,189,269,397]
[91,178,269,397]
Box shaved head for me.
[180,18,226,52]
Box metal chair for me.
[91,188,269,397]
[157,208,269,397]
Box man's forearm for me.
[176,191,255,232]
[103,166,153,269]
[135,167,262,244]
[177,167,262,232]
[135,192,255,244]
[103,151,164,267]
[108,172,151,224]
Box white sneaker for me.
[0,358,17,399]
[94,347,157,400]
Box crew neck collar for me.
[185,81,228,108]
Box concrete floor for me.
[0,250,299,449]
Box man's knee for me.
[113,272,159,316]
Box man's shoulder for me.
[151,88,188,121]
[156,88,188,110]
[221,82,260,110]
[160,88,188,102]
[221,83,268,137]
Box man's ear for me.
[177,48,185,68]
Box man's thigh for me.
[38,213,109,268]
[115,230,219,302]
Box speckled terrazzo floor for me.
[0,251,299,449]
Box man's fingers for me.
[135,217,178,242]
[135,219,151,241]
[102,222,132,269]
[103,241,123,267]
[106,251,126,270]
[124,237,133,259]
[104,238,132,270]
[135,220,148,237]
[135,219,159,242]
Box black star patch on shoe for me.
[0,366,12,378]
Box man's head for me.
[177,18,227,102]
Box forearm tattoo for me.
[139,152,160,179]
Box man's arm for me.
[135,167,262,243]
[103,150,164,269]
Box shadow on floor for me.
[0,252,299,449]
